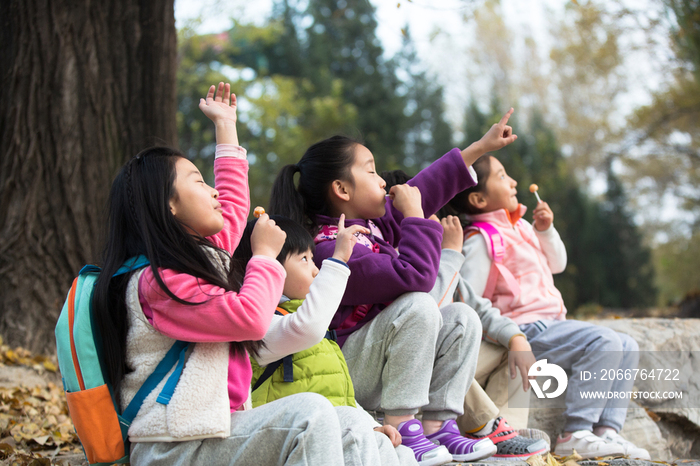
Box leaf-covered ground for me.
[0,336,83,465]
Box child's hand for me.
[250,214,286,259]
[479,108,517,152]
[199,82,239,145]
[374,425,402,447]
[461,108,518,166]
[332,214,370,263]
[532,201,553,231]
[388,184,424,219]
[508,335,536,392]
[440,215,464,252]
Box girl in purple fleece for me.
[269,110,518,466]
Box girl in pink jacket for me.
[91,83,377,466]
[447,155,649,460]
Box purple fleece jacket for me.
[314,148,477,346]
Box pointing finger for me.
[499,107,514,126]
[338,213,345,232]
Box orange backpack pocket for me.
[65,384,125,464]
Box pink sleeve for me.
[207,155,249,253]
[139,256,286,343]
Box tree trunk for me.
[0,0,177,354]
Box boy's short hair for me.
[269,215,316,264]
[233,215,316,270]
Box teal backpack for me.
[55,256,189,465]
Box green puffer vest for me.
[250,299,356,408]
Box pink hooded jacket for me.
[464,204,567,325]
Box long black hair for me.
[269,135,359,233]
[93,147,261,401]
[439,154,494,222]
[232,215,316,278]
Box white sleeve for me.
[253,259,350,366]
[532,223,567,274]
[460,232,493,297]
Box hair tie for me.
[294,163,301,173]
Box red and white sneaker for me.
[464,417,549,460]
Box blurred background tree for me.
[2,0,698,352]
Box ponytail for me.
[270,135,358,233]
[269,164,307,227]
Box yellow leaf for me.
[561,451,583,462]
[42,361,57,372]
[527,453,547,466]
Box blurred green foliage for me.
[175,0,682,311]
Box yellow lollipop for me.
[529,184,542,203]
[253,206,266,218]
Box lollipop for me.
[529,184,542,203]
[253,206,266,218]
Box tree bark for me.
[0,0,177,354]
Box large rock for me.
[527,318,700,460]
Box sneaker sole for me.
[450,442,498,462]
[553,448,626,459]
[417,448,453,466]
[491,446,549,461]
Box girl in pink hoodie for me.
[447,155,649,460]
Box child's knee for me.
[440,302,482,340]
[596,326,624,352]
[286,392,336,421]
[395,292,442,329]
[617,332,639,352]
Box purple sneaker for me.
[426,419,497,462]
[397,419,453,466]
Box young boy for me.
[233,214,423,466]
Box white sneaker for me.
[598,430,651,460]
[553,430,626,459]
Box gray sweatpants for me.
[520,319,639,433]
[130,392,380,466]
[336,405,418,466]
[341,292,482,421]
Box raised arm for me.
[200,83,249,251]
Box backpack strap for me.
[467,222,520,300]
[110,256,189,428]
[252,309,337,392]
[120,340,190,429]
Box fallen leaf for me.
[527,453,548,466]
[33,435,49,446]
[42,361,57,372]
[0,442,14,459]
